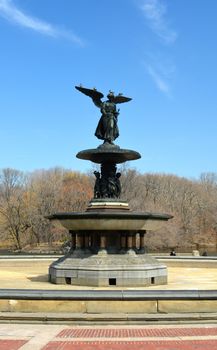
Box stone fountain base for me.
[48,200,171,287]
[49,251,167,287]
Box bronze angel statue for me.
[75,85,132,144]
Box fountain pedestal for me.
[48,197,172,286]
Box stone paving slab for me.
[1,324,217,350]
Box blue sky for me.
[0,0,217,179]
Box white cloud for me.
[140,0,177,44]
[139,1,177,95]
[146,64,170,94]
[0,0,83,45]
[143,54,175,96]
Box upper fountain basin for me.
[76,144,141,164]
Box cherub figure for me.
[93,171,101,198]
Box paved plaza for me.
[0,258,217,290]
[1,324,217,349]
[0,258,217,348]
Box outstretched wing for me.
[75,86,104,101]
[113,95,132,104]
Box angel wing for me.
[112,94,132,104]
[75,86,104,104]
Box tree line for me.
[0,167,217,252]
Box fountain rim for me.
[76,147,141,164]
[47,211,173,221]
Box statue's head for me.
[107,91,115,101]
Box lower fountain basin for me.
[48,209,173,286]
[48,211,173,231]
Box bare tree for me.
[0,169,30,249]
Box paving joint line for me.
[18,325,63,350]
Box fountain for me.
[48,86,172,287]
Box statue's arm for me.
[115,108,120,117]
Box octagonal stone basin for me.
[48,212,173,231]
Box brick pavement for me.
[41,340,217,350]
[1,324,217,350]
[0,339,27,350]
[57,327,217,338]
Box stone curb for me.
[0,312,217,324]
[1,289,217,300]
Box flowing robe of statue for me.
[95,99,119,143]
